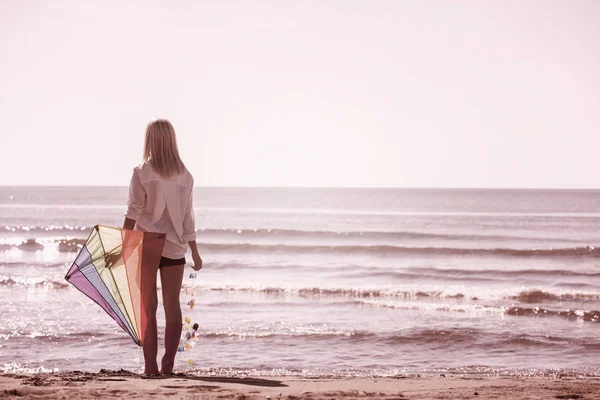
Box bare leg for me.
[142,269,159,375]
[159,264,185,374]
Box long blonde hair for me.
[143,119,185,177]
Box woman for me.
[123,118,203,375]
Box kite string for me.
[178,271,198,368]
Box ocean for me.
[0,187,599,377]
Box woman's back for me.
[126,162,196,258]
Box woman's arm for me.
[188,240,203,271]
[123,168,145,231]
[183,181,202,270]
[123,217,136,230]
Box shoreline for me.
[1,370,599,399]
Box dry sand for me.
[1,370,599,399]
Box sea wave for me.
[184,243,600,258]
[4,203,600,217]
[0,276,69,290]
[0,261,65,269]
[376,329,588,348]
[198,329,374,340]
[505,306,600,322]
[6,238,600,259]
[0,225,589,245]
[357,299,599,322]
[0,331,99,342]
[404,267,600,279]
[2,227,598,258]
[186,284,463,300]
[193,328,591,347]
[195,228,583,244]
[509,289,600,303]
[6,325,596,350]
[341,269,600,285]
[182,284,600,305]
[0,239,84,252]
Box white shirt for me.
[125,162,196,259]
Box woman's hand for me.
[191,253,203,271]
[188,240,203,271]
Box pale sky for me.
[0,1,598,188]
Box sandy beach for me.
[1,370,599,399]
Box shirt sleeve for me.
[125,168,146,221]
[182,184,196,242]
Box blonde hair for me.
[143,119,185,177]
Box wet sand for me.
[1,370,599,399]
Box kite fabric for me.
[64,225,166,346]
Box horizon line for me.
[1,185,600,191]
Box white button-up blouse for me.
[125,162,196,259]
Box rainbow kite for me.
[65,225,165,345]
